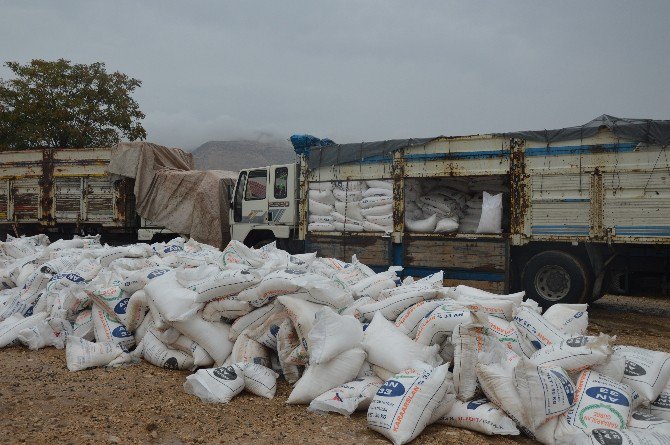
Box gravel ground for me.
[1,294,669,445]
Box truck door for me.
[241,168,269,224]
[268,164,296,226]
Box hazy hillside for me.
[191,139,296,171]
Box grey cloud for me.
[1,0,669,149]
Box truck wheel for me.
[252,238,274,249]
[521,250,592,308]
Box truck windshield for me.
[244,169,267,200]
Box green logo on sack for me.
[578,404,626,429]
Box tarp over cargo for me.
[107,142,236,249]
[305,115,670,168]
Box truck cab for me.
[230,163,299,248]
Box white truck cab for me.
[230,162,299,248]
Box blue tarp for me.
[290,134,335,155]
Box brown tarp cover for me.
[108,142,236,249]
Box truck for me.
[229,115,670,307]
[0,145,194,244]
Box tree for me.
[0,59,146,150]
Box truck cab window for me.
[233,171,247,222]
[274,167,288,199]
[244,169,267,200]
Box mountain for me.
[190,139,296,172]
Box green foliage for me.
[0,59,146,149]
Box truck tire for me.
[250,237,276,249]
[521,250,592,308]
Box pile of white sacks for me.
[308,177,506,235]
[1,234,670,445]
[308,180,394,232]
[405,177,506,234]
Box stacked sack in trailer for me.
[1,234,670,445]
[308,180,394,233]
[404,176,507,234]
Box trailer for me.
[0,147,140,242]
[0,145,209,244]
[230,115,670,306]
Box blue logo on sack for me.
[377,380,406,397]
[112,326,132,338]
[585,387,629,407]
[270,325,280,337]
[467,399,488,410]
[550,370,575,404]
[531,340,542,349]
[114,298,129,315]
[163,245,183,253]
[53,273,85,283]
[147,269,169,279]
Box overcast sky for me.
[1,1,669,149]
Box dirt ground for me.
[1,294,669,445]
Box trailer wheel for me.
[521,250,592,308]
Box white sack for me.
[145,271,202,322]
[307,307,363,365]
[486,317,525,356]
[513,306,567,351]
[649,381,670,421]
[229,302,282,340]
[449,285,525,306]
[516,358,576,428]
[92,305,134,351]
[394,299,444,339]
[414,301,475,346]
[308,189,335,205]
[308,376,384,416]
[362,313,441,373]
[125,290,148,332]
[184,269,261,303]
[616,346,670,403]
[170,335,214,368]
[0,312,48,347]
[17,317,71,350]
[309,199,333,216]
[628,411,670,434]
[72,309,94,341]
[559,428,670,445]
[367,364,450,445]
[287,348,366,404]
[184,364,245,403]
[241,362,279,399]
[308,222,335,232]
[141,329,195,370]
[361,204,393,217]
[436,398,520,436]
[435,217,459,233]
[530,334,613,373]
[452,323,497,401]
[172,317,233,366]
[65,336,130,372]
[557,370,635,435]
[476,191,503,233]
[543,303,589,336]
[230,332,270,368]
[360,195,392,209]
[405,214,438,232]
[350,270,399,300]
